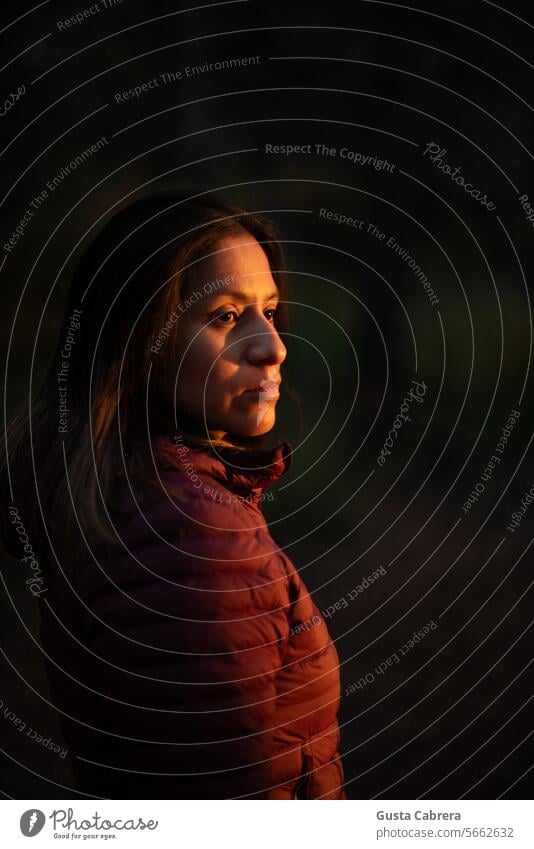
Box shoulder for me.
[127,466,269,551]
[69,477,292,651]
[73,471,289,606]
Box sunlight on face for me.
[174,234,287,439]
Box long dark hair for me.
[0,189,290,563]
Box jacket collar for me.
[154,434,293,496]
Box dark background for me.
[1,0,533,799]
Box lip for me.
[241,378,281,397]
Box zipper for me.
[294,743,313,799]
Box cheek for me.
[180,333,227,390]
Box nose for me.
[245,311,287,366]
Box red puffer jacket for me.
[38,436,346,799]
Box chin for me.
[224,411,277,438]
[240,420,276,438]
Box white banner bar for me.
[1,799,532,848]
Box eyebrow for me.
[206,289,279,303]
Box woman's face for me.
[173,233,287,439]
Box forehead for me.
[195,235,277,299]
[206,234,271,271]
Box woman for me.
[0,189,346,799]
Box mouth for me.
[241,378,281,399]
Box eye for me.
[211,306,279,326]
[213,310,238,325]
